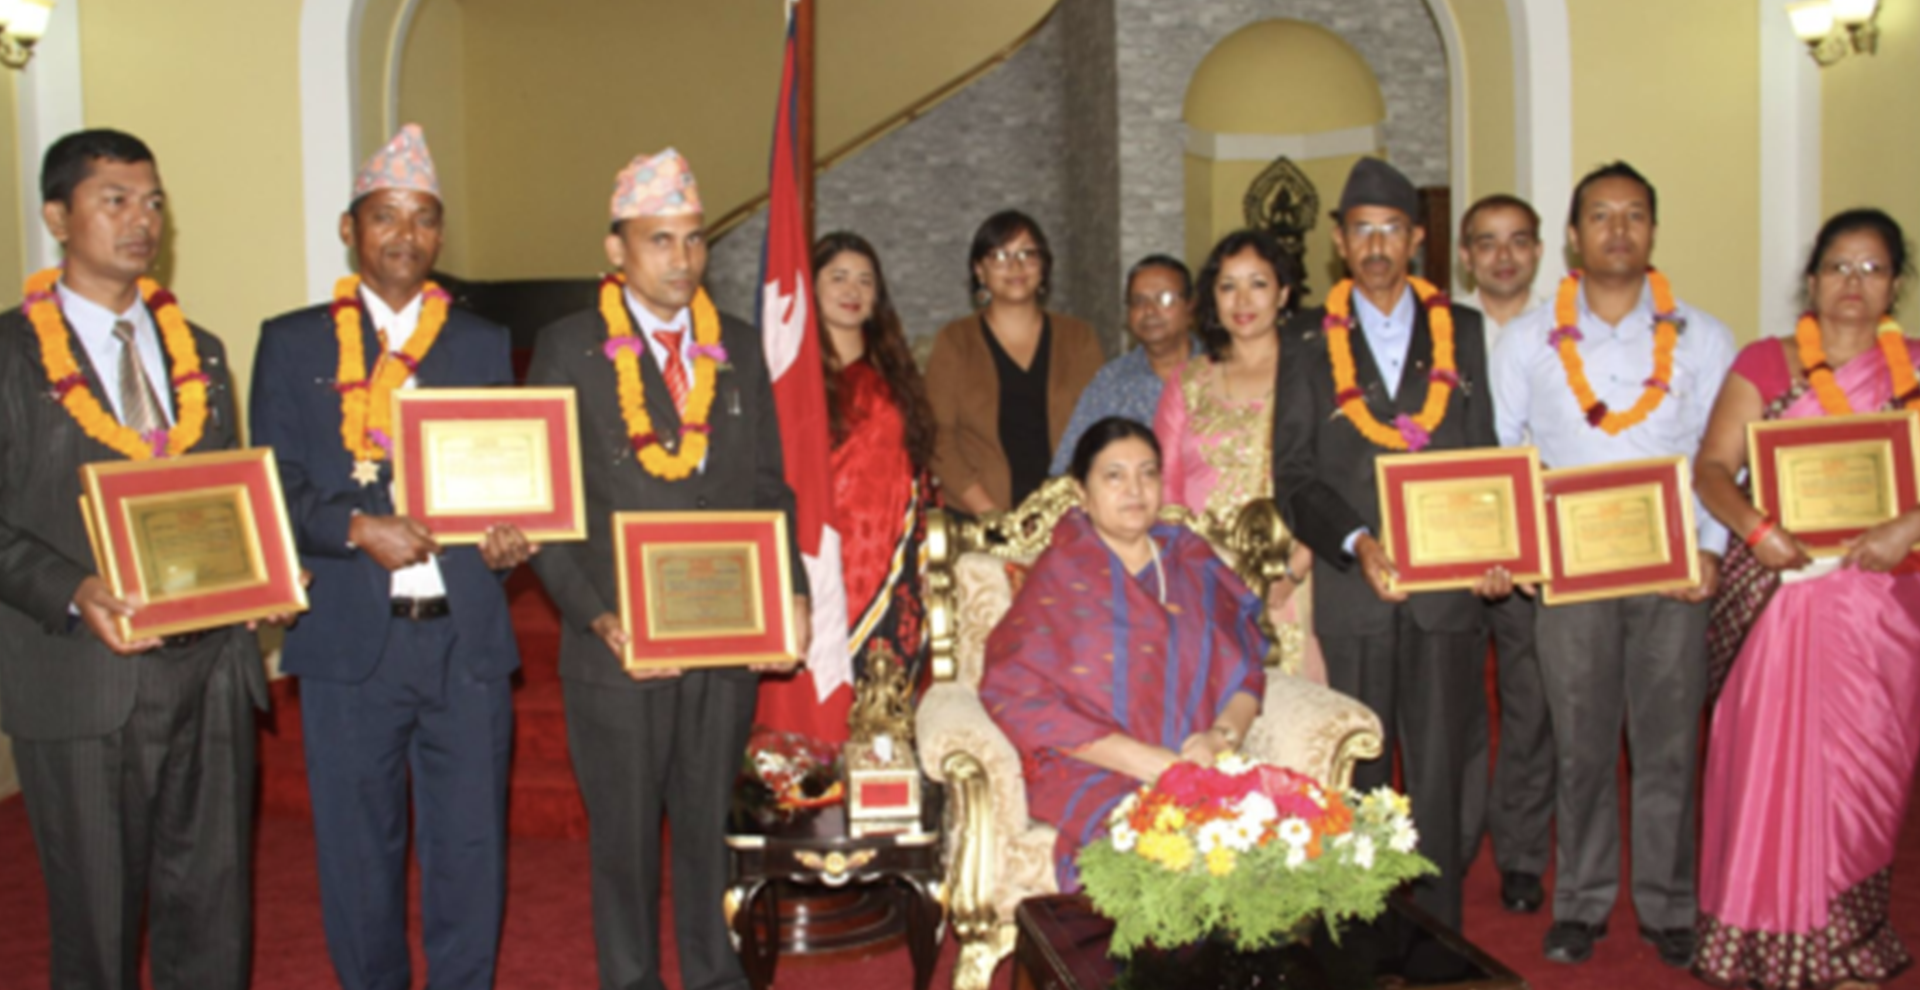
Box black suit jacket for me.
[0,306,266,741]
[250,301,522,684]
[527,301,807,689]
[1272,299,1497,638]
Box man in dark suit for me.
[1271,157,1510,931]
[527,148,808,990]
[0,129,268,990]
[251,125,533,990]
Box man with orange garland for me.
[0,129,267,989]
[527,148,807,990]
[1490,162,1734,968]
[252,124,534,990]
[1272,157,1510,932]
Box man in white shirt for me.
[1490,162,1733,969]
[1453,194,1555,917]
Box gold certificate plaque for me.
[641,542,766,639]
[1403,476,1519,566]
[122,486,267,601]
[1775,439,1896,533]
[1556,482,1671,577]
[421,418,552,517]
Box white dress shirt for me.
[1491,278,1736,555]
[1460,287,1551,354]
[625,287,708,473]
[56,280,174,425]
[363,289,449,599]
[1353,285,1417,399]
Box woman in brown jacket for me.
[926,210,1105,515]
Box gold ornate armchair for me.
[914,478,1385,990]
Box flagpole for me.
[796,0,816,245]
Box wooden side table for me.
[725,797,945,990]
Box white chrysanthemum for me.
[1390,822,1419,854]
[1109,793,1140,825]
[1216,752,1255,775]
[1353,834,1377,869]
[1195,819,1234,855]
[1285,845,1308,869]
[1278,817,1313,848]
[1110,820,1138,853]
[1236,792,1278,827]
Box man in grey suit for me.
[528,148,808,990]
[0,130,268,989]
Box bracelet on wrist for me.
[1745,515,1777,549]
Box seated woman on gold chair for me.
[978,417,1267,889]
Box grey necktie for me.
[112,319,167,435]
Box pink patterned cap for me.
[611,148,702,221]
[352,124,440,201]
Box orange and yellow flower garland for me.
[1324,276,1456,451]
[331,275,450,471]
[23,268,209,460]
[598,274,724,481]
[1794,313,1920,416]
[1550,269,1679,435]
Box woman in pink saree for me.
[1693,209,1920,989]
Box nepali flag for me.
[755,2,852,741]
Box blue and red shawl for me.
[979,508,1268,889]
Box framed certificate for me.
[1540,456,1701,605]
[79,448,308,640]
[389,387,586,544]
[1748,411,1920,557]
[614,511,798,671]
[1375,447,1549,593]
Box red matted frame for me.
[1541,456,1700,606]
[1375,447,1548,592]
[614,510,797,671]
[79,448,308,640]
[389,388,586,544]
[1749,411,1920,557]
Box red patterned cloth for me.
[829,360,928,680]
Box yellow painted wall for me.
[1448,0,1516,218]
[77,0,307,416]
[1184,20,1385,133]
[397,0,471,275]
[1568,0,1760,339]
[1822,0,1920,259]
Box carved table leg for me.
[730,878,778,990]
[900,874,944,990]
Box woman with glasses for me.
[926,210,1104,515]
[811,232,936,685]
[1693,208,1920,990]
[1153,229,1321,681]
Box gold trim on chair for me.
[941,750,1011,990]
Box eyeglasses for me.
[1128,290,1185,309]
[1347,220,1408,240]
[1820,258,1893,280]
[986,247,1043,268]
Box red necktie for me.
[652,329,688,412]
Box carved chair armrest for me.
[1241,675,1384,792]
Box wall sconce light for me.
[1787,0,1880,67]
[0,0,54,70]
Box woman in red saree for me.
[814,232,936,685]
[979,417,1267,889]
[1694,209,1920,990]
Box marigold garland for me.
[1794,313,1920,416]
[598,274,724,481]
[23,268,209,460]
[332,275,450,472]
[1323,276,1457,451]
[1550,269,1679,435]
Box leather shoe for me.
[1499,871,1544,913]
[1543,921,1607,964]
[1640,926,1697,968]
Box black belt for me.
[160,630,211,650]
[390,596,451,621]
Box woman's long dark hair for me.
[812,231,935,470]
[1193,228,1303,362]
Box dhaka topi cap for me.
[611,147,702,221]
[353,123,439,202]
[1333,157,1420,224]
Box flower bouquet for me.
[1075,754,1436,958]
[733,726,844,827]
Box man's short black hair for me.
[1568,161,1657,229]
[41,129,155,207]
[1460,194,1541,242]
[1125,254,1193,299]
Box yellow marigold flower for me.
[1153,805,1188,833]
[1138,831,1196,872]
[1206,846,1237,877]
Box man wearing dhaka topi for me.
[252,124,535,990]
[528,148,808,990]
[0,128,270,990]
